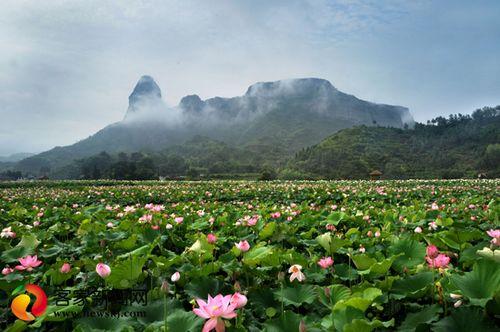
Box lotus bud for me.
[324,287,331,298]
[170,271,180,282]
[161,280,169,294]
[95,263,111,278]
[299,320,307,332]
[60,262,71,274]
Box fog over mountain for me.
[13,75,413,176]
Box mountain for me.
[124,75,163,121]
[14,76,413,177]
[0,152,34,163]
[284,107,500,179]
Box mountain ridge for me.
[12,75,414,177]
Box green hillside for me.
[285,106,500,179]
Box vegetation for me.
[287,107,500,179]
[0,180,498,331]
[2,106,499,180]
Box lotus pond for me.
[0,180,499,331]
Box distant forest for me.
[1,106,498,180]
[286,106,499,179]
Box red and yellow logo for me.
[10,284,47,321]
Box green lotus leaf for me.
[273,285,317,307]
[398,304,442,332]
[263,310,304,332]
[184,277,224,299]
[391,272,434,299]
[318,284,351,308]
[344,318,395,332]
[243,244,274,267]
[388,237,426,272]
[432,307,498,332]
[259,222,277,239]
[450,259,500,306]
[105,254,149,289]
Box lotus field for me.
[0,180,499,331]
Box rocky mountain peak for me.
[125,75,163,120]
[245,78,336,97]
[179,94,204,114]
[129,75,161,104]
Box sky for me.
[0,0,499,155]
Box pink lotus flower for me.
[246,216,258,226]
[15,255,42,271]
[426,245,439,259]
[270,212,281,219]
[124,206,136,213]
[317,257,334,269]
[235,240,250,252]
[174,217,184,224]
[171,271,180,282]
[60,262,71,274]
[2,266,13,275]
[414,226,422,233]
[487,229,500,246]
[96,263,111,278]
[374,230,381,238]
[288,264,305,282]
[426,253,450,269]
[193,294,240,332]
[207,233,217,244]
[230,292,247,308]
[326,224,336,231]
[0,226,16,238]
[138,214,153,223]
[151,204,165,212]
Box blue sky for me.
[0,0,499,155]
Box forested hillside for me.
[285,107,499,179]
